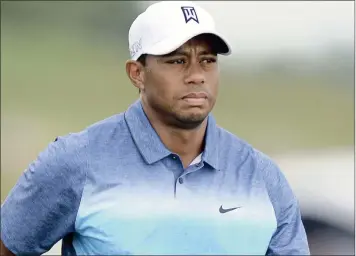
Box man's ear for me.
[125,60,145,92]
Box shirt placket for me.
[172,155,205,199]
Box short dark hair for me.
[137,54,147,66]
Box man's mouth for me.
[182,92,208,106]
[182,92,208,99]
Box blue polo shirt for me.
[1,99,310,255]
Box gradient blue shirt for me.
[1,100,310,255]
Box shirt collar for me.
[190,153,202,166]
[124,99,220,170]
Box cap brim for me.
[142,29,231,58]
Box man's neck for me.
[141,102,207,168]
[155,119,207,158]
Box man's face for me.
[141,35,220,129]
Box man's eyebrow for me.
[161,49,217,58]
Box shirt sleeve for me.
[1,132,88,255]
[254,150,310,255]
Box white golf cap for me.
[128,1,232,61]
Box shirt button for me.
[178,178,184,184]
[172,155,177,160]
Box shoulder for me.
[28,113,126,181]
[215,126,270,170]
[85,112,126,135]
[83,112,129,147]
[217,126,296,212]
[51,113,128,158]
[13,128,90,196]
[215,126,253,164]
[217,125,282,174]
[216,126,291,195]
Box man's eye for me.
[167,59,185,64]
[201,58,217,63]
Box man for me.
[1,1,310,255]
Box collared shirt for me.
[1,100,310,255]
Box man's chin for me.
[173,112,209,129]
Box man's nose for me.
[184,63,205,85]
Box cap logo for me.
[130,38,142,58]
[181,6,199,24]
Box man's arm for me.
[266,192,310,255]
[1,134,87,254]
[1,240,14,256]
[254,149,310,255]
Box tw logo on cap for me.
[181,6,199,24]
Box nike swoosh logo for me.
[219,205,241,214]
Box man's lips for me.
[182,92,208,99]
[181,92,208,106]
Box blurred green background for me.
[1,1,354,202]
